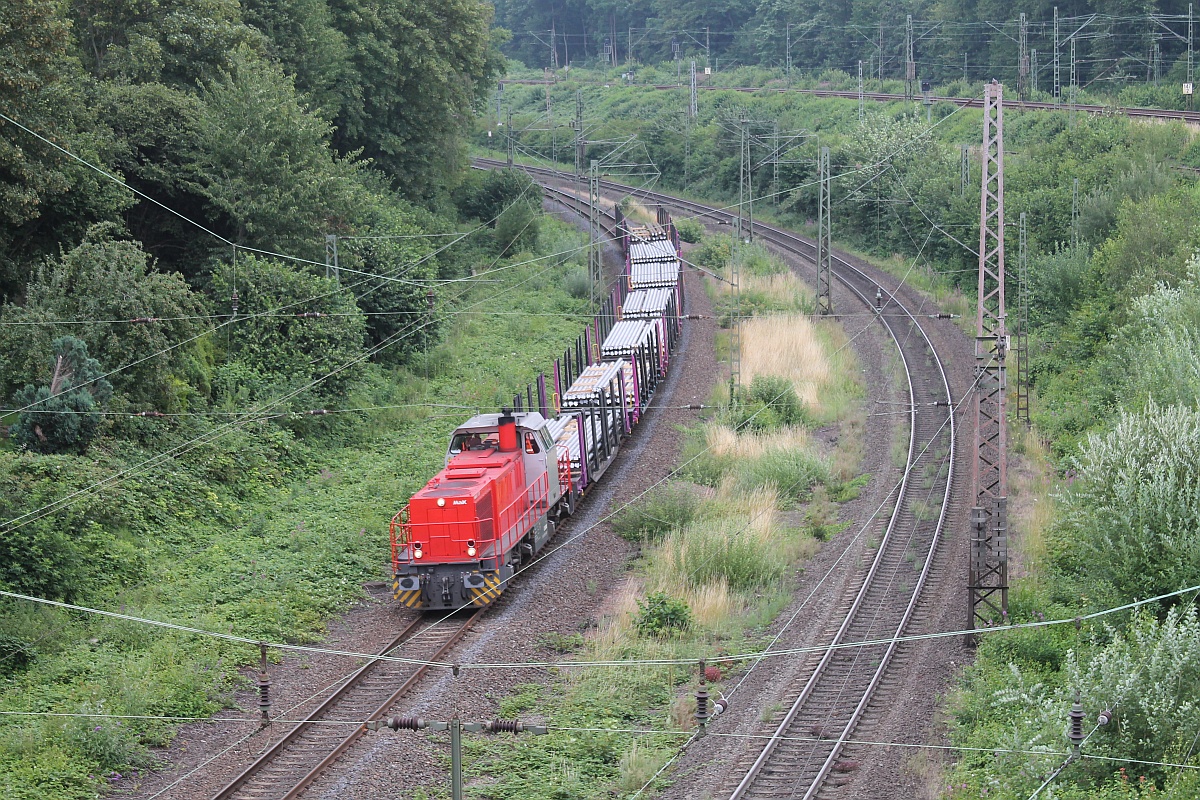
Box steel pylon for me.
[969,80,1009,633]
[816,146,832,315]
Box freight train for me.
[390,205,685,610]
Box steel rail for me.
[209,610,482,800]
[629,188,956,800]
[478,158,957,798]
[722,224,955,800]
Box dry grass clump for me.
[740,315,830,407]
[705,424,812,460]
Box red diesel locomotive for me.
[390,411,571,609]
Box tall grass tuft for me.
[741,315,830,407]
[610,483,701,542]
[648,517,790,594]
[687,424,830,504]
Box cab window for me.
[524,433,540,454]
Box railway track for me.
[498,78,1200,124]
[204,187,628,800]
[479,157,959,798]
[631,185,956,800]
[208,611,481,800]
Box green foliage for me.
[1049,403,1200,608]
[186,55,366,259]
[674,217,704,244]
[562,267,591,299]
[209,254,366,402]
[341,204,441,362]
[327,0,505,198]
[71,0,260,85]
[690,234,732,274]
[610,484,700,543]
[11,337,112,455]
[0,0,131,295]
[453,168,537,223]
[0,226,207,407]
[494,199,541,255]
[634,592,692,637]
[950,606,1200,795]
[733,375,810,431]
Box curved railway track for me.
[480,157,959,798]
[498,78,1200,124]
[203,186,630,800]
[206,612,482,799]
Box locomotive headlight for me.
[437,497,446,507]
[467,539,477,557]
[413,542,423,559]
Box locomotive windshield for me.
[449,431,500,454]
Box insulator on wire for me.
[129,317,160,323]
[134,411,165,418]
[230,290,239,320]
[384,716,428,731]
[695,659,710,727]
[296,312,326,318]
[257,643,271,725]
[1067,690,1085,754]
[483,718,548,734]
[304,409,330,416]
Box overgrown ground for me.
[461,232,866,798]
[0,217,595,799]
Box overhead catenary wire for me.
[2,571,1194,673]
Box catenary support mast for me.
[969,81,1009,633]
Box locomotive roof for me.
[454,411,548,431]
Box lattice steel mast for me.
[1016,212,1030,428]
[969,81,1009,632]
[905,15,916,102]
[816,146,832,315]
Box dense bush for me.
[0,227,207,407]
[610,483,700,542]
[208,255,367,402]
[1049,402,1200,607]
[675,218,704,244]
[634,592,692,637]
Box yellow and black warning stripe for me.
[393,578,423,608]
[468,572,505,607]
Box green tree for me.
[240,0,354,120]
[0,225,208,408]
[329,0,507,198]
[185,55,366,263]
[12,336,113,454]
[209,254,366,402]
[0,0,131,295]
[342,204,442,362]
[71,0,263,85]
